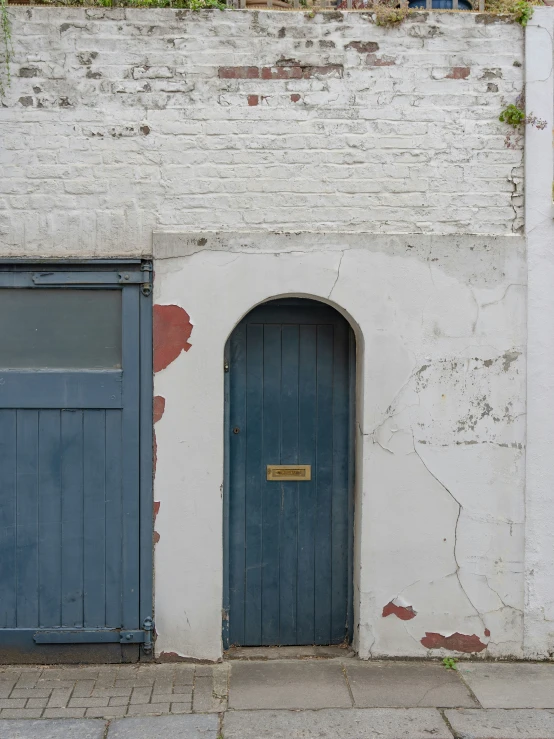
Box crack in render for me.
[411,435,488,636]
[480,283,526,309]
[328,250,345,300]
[508,160,524,234]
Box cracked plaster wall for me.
[0,6,543,660]
[0,8,524,256]
[153,232,526,661]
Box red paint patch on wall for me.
[154,501,161,522]
[248,95,259,106]
[154,395,166,424]
[382,601,417,621]
[153,531,160,544]
[153,304,193,373]
[290,94,301,103]
[420,632,487,653]
[446,67,470,79]
[484,628,491,637]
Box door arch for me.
[223,298,355,648]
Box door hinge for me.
[32,617,155,653]
[118,266,152,297]
[141,617,154,654]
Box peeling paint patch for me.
[420,632,487,652]
[154,531,160,544]
[154,501,161,522]
[382,601,417,620]
[485,628,491,637]
[154,395,166,424]
[153,304,193,372]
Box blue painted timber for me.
[0,263,152,659]
[224,299,354,647]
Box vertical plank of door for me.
[15,410,39,628]
[105,410,123,628]
[0,410,17,628]
[121,286,140,630]
[61,410,84,627]
[296,325,317,645]
[83,410,106,628]
[261,324,282,645]
[244,323,264,645]
[331,322,350,643]
[314,325,334,644]
[279,325,299,645]
[229,322,247,646]
[38,410,62,628]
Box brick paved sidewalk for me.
[0,664,227,720]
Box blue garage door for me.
[224,299,355,648]
[0,263,153,661]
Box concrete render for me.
[153,231,526,661]
[2,660,554,738]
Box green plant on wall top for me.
[485,0,538,25]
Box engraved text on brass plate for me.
[266,464,311,481]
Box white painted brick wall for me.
[0,8,524,256]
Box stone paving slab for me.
[445,708,554,738]
[345,661,477,708]
[107,715,219,739]
[458,664,554,708]
[0,719,106,738]
[223,708,452,739]
[228,660,351,710]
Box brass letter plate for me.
[267,465,311,481]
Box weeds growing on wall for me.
[373,0,409,25]
[500,91,548,149]
[40,0,227,6]
[0,0,13,98]
[485,0,537,25]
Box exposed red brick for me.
[484,628,491,637]
[420,632,487,653]
[154,501,161,522]
[153,304,193,373]
[153,531,160,544]
[345,41,379,53]
[446,67,470,79]
[382,601,417,621]
[290,94,301,103]
[261,65,343,80]
[367,54,396,67]
[247,95,259,106]
[303,65,343,78]
[261,66,303,80]
[153,395,166,424]
[218,66,259,79]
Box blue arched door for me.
[223,299,355,648]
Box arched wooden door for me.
[223,299,355,648]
